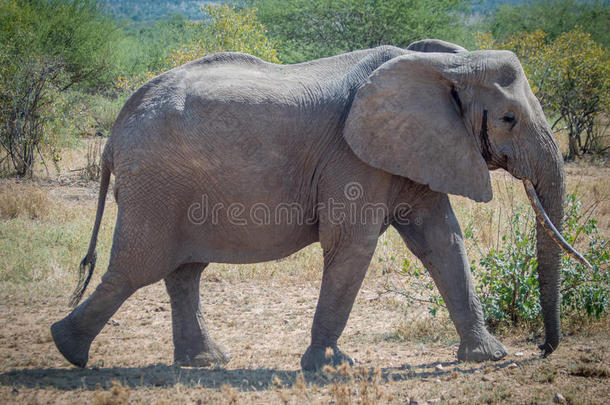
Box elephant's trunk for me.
[521,134,572,356]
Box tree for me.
[0,0,121,176]
[544,30,610,157]
[117,13,196,79]
[249,0,470,63]
[488,0,610,48]
[477,29,609,159]
[166,5,280,68]
[117,5,280,92]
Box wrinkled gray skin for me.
[406,38,467,53]
[51,40,566,371]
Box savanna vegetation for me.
[1,0,608,403]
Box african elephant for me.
[406,38,467,53]
[51,41,589,371]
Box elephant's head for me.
[344,50,590,356]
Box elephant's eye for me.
[502,112,515,123]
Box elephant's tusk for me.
[523,179,592,268]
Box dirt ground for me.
[0,276,608,404]
[0,149,608,404]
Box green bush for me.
[487,0,609,48]
[0,0,122,176]
[251,0,470,63]
[468,191,609,330]
[116,5,280,92]
[384,190,608,332]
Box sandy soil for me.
[1,272,608,404]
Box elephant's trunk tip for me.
[539,340,559,357]
[69,252,97,307]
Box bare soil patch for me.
[0,278,608,404]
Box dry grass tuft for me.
[0,181,53,220]
[92,381,131,405]
[569,364,609,378]
[563,315,610,337]
[82,138,103,181]
[326,366,387,405]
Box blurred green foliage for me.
[105,0,221,22]
[249,0,471,63]
[0,0,122,176]
[116,5,279,92]
[0,0,122,91]
[487,0,609,48]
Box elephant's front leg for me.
[164,263,230,367]
[394,192,507,362]
[301,235,378,371]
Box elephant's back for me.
[106,47,403,193]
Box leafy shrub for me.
[469,211,540,326]
[116,5,280,92]
[560,192,609,319]
[251,0,470,63]
[384,189,608,332]
[468,191,609,330]
[0,0,122,177]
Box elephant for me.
[51,40,590,372]
[406,38,467,53]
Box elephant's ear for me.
[343,53,492,202]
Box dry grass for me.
[386,315,458,345]
[0,146,608,403]
[0,177,116,296]
[0,181,54,220]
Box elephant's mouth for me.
[522,179,591,268]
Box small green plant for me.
[560,192,609,319]
[468,190,609,330]
[470,211,540,327]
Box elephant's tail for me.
[69,150,112,307]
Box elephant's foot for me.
[50,317,92,368]
[300,345,354,372]
[175,342,230,367]
[457,331,507,362]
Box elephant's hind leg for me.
[52,204,177,368]
[51,270,135,367]
[164,263,229,367]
